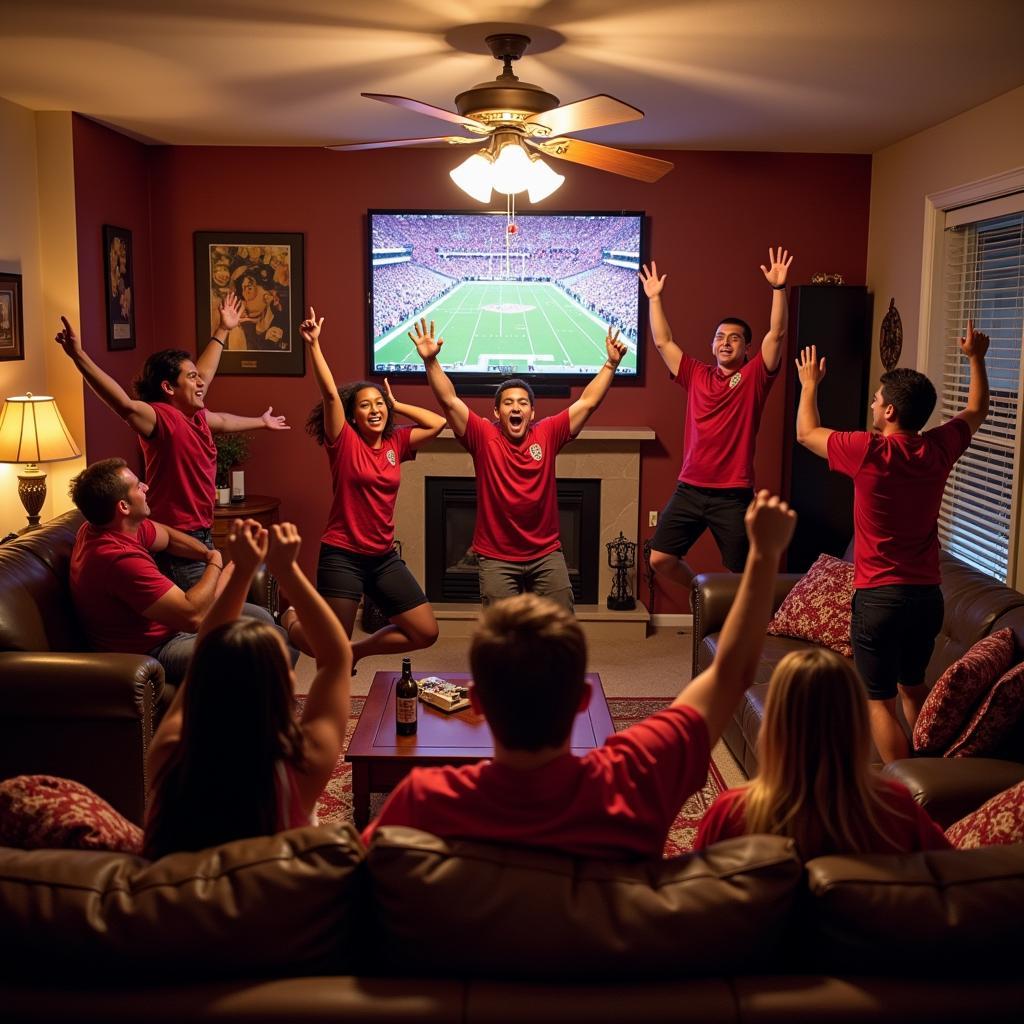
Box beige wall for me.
[0,98,83,536]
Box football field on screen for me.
[374,280,637,374]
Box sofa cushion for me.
[366,827,802,980]
[945,779,1024,848]
[944,660,1024,758]
[913,628,1016,754]
[766,554,854,658]
[0,775,142,853]
[0,824,365,979]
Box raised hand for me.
[638,261,666,299]
[795,345,826,387]
[760,246,793,288]
[266,522,302,577]
[225,518,268,576]
[299,306,324,346]
[605,327,627,366]
[54,316,83,358]
[217,292,245,331]
[409,318,444,361]
[261,406,289,430]
[382,377,397,406]
[959,319,990,360]
[745,490,796,557]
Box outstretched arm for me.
[956,319,990,435]
[674,492,796,744]
[205,407,289,433]
[795,345,833,458]
[382,377,446,449]
[299,306,345,443]
[568,328,627,435]
[758,246,792,372]
[55,316,156,437]
[411,318,469,436]
[195,293,245,385]
[639,262,684,377]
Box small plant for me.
[214,432,251,488]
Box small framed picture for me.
[194,231,305,376]
[0,272,25,362]
[103,225,137,351]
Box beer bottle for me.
[396,657,418,736]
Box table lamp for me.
[0,393,82,530]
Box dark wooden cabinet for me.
[781,285,872,572]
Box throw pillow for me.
[946,779,1024,849]
[913,628,1017,754]
[0,774,142,854]
[944,660,1024,758]
[766,554,854,657]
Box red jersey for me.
[694,778,952,858]
[827,417,972,588]
[675,352,778,489]
[69,518,177,654]
[139,403,217,531]
[321,425,415,555]
[459,408,573,561]
[363,704,711,860]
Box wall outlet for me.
[648,510,658,527]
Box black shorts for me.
[650,482,753,573]
[850,585,944,701]
[316,543,427,619]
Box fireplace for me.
[424,477,601,604]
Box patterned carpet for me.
[307,696,725,857]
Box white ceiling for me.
[2,0,1023,153]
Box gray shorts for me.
[476,548,574,614]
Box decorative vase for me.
[216,486,231,506]
[230,469,246,503]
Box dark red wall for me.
[74,122,871,611]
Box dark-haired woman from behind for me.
[144,519,351,859]
[694,648,951,858]
[299,306,444,670]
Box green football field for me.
[373,280,638,375]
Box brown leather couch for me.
[693,551,1024,824]
[1,824,1022,1022]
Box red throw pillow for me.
[766,554,854,657]
[944,660,1024,758]
[913,628,1017,754]
[946,779,1024,849]
[0,774,142,854]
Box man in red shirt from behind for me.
[412,318,627,613]
[795,321,990,761]
[363,492,796,858]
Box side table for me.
[212,494,281,554]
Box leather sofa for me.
[693,551,1024,824]
[1,824,1022,1022]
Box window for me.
[938,199,1024,582]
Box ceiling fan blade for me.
[524,95,643,137]
[327,136,485,152]
[361,93,484,132]
[532,138,673,183]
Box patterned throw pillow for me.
[944,661,1024,758]
[0,775,142,854]
[766,554,854,657]
[946,779,1024,848]
[913,628,1017,754]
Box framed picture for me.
[194,231,305,376]
[0,272,25,362]
[103,225,137,351]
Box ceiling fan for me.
[328,33,673,202]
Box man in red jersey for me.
[55,303,289,589]
[640,248,792,594]
[68,457,289,684]
[363,491,796,857]
[795,321,990,762]
[412,318,626,612]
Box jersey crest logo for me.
[529,442,543,462]
[728,372,742,389]
[387,450,397,466]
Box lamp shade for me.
[0,393,81,464]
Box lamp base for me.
[17,467,47,529]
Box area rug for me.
[305,696,726,858]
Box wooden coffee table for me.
[346,671,614,828]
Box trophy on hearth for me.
[606,532,637,611]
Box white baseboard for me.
[650,613,692,631]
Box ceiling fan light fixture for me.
[526,155,565,203]
[450,152,494,203]
[490,138,534,195]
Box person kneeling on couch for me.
[363,491,796,858]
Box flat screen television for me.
[367,210,646,392]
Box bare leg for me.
[899,682,930,734]
[649,549,695,591]
[351,602,439,668]
[868,698,910,763]
[285,596,358,663]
